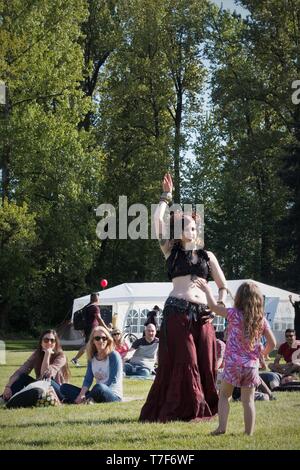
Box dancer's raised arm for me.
[154,172,173,258]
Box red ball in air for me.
[100,279,108,288]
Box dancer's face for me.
[182,216,197,244]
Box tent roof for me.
[72,280,296,314]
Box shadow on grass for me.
[0,417,137,429]
[2,438,53,447]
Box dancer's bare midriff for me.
[169,275,208,304]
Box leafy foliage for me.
[0,0,299,332]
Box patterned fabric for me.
[225,308,269,368]
[223,364,261,388]
[36,386,61,407]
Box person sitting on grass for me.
[111,328,129,362]
[196,280,276,436]
[61,326,123,404]
[269,329,300,375]
[1,329,69,403]
[124,323,159,377]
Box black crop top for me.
[166,244,210,281]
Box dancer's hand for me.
[162,173,173,193]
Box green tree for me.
[194,2,293,285]
[0,0,105,329]
[0,199,36,330]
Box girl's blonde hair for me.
[86,326,114,361]
[234,282,264,349]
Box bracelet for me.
[217,301,226,307]
[160,191,172,203]
[159,198,169,204]
[218,287,228,293]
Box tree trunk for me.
[174,90,182,203]
[1,86,11,202]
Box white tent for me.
[70,280,296,344]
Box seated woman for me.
[111,328,129,362]
[61,326,123,404]
[1,329,69,402]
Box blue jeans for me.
[60,383,121,403]
[259,372,281,390]
[124,362,150,377]
[10,373,64,401]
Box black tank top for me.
[166,244,210,281]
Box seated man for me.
[269,328,300,375]
[124,324,159,377]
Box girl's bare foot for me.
[211,428,226,436]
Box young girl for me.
[196,280,276,435]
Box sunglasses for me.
[43,337,56,343]
[112,332,121,336]
[94,336,108,342]
[286,335,295,338]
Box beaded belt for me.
[164,296,211,322]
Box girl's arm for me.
[262,328,276,358]
[196,279,227,317]
[206,251,228,304]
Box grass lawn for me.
[0,348,300,450]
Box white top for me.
[92,356,109,384]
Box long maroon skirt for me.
[139,307,218,422]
